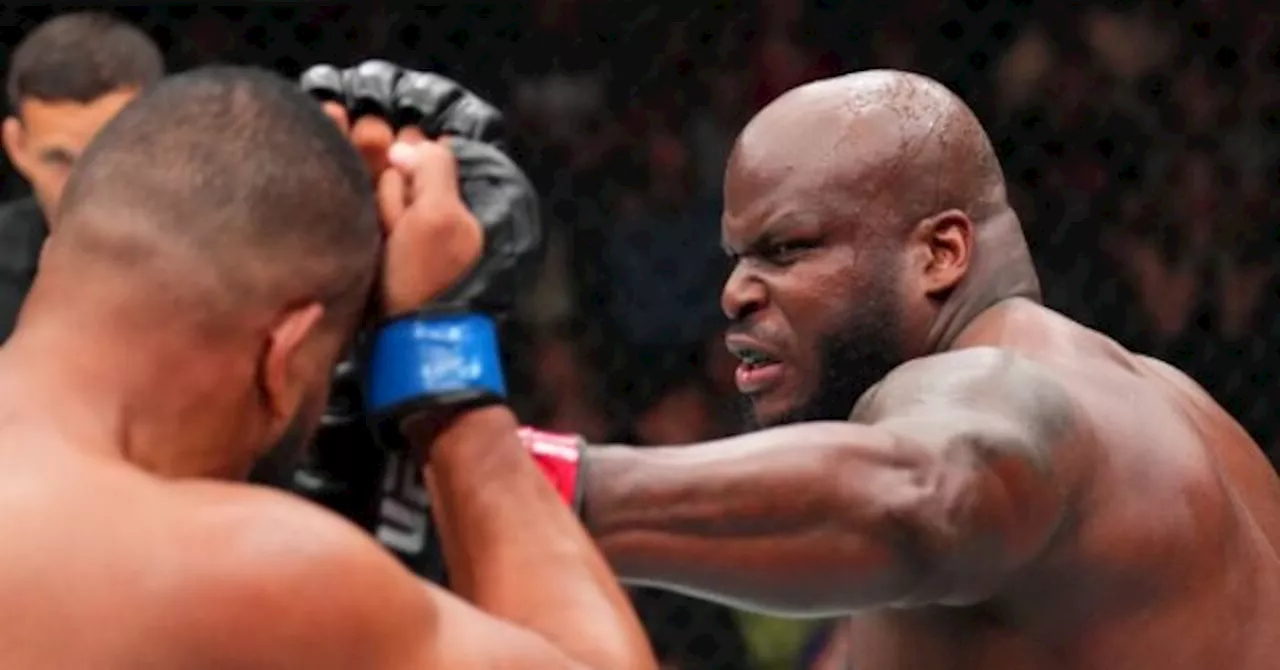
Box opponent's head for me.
[44,66,379,478]
[3,12,163,223]
[721,70,1037,427]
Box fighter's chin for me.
[738,391,806,429]
[749,407,789,429]
[739,370,856,429]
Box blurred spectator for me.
[526,330,612,441]
[687,67,751,194]
[597,128,729,421]
[750,0,838,109]
[1105,150,1219,343]
[994,22,1055,113]
[1082,4,1175,83]
[0,1,1277,666]
[0,11,163,342]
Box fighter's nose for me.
[721,262,766,321]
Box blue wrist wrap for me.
[364,313,507,415]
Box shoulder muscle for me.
[853,347,1078,458]
[157,484,431,668]
[849,348,1085,603]
[157,484,590,670]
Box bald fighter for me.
[572,70,1280,667]
[299,65,1280,668]
[0,65,655,669]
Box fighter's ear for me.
[260,302,328,422]
[2,116,31,177]
[910,209,974,299]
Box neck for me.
[1,275,257,479]
[925,214,1041,353]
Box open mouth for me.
[726,339,785,394]
[734,347,780,370]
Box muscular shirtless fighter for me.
[572,70,1280,668]
[0,65,654,669]
[300,63,1280,669]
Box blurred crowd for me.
[501,0,1280,462]
[0,2,1275,669]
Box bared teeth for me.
[739,350,777,367]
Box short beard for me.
[740,278,904,429]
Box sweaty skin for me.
[580,70,1280,668]
[0,401,649,669]
[0,100,654,668]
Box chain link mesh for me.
[2,3,1276,668]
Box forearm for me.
[582,422,927,617]
[416,406,653,670]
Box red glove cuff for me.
[517,427,584,510]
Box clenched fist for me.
[301,60,541,448]
[300,60,539,316]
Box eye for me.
[762,240,818,265]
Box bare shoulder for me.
[149,481,433,669]
[145,482,591,670]
[877,343,1252,542]
[852,347,1079,450]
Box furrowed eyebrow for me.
[723,216,818,256]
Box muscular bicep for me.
[176,489,590,670]
[849,347,1081,603]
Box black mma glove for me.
[301,60,540,450]
[298,61,541,582]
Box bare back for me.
[0,431,511,669]
[0,437,232,669]
[0,405,662,670]
[842,300,1280,669]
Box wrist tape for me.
[364,313,507,420]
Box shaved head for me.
[24,66,381,478]
[55,66,379,331]
[727,70,1007,242]
[721,70,1036,427]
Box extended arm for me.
[582,348,1081,616]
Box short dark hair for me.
[58,66,380,325]
[7,11,164,111]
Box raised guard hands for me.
[290,61,545,582]
[299,60,539,319]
